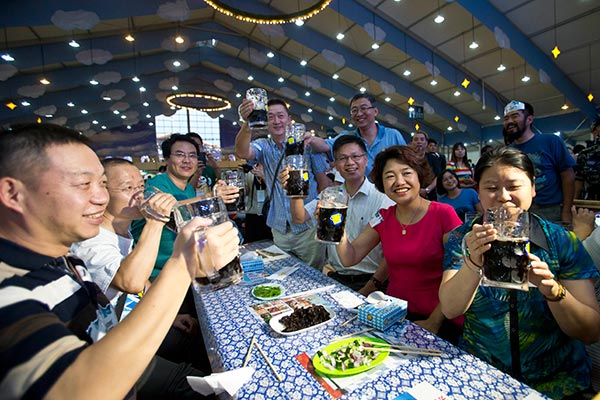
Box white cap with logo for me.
[503,100,526,116]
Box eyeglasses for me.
[171,151,198,160]
[335,153,367,164]
[107,183,145,194]
[350,106,375,116]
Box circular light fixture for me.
[202,0,331,24]
[166,93,232,112]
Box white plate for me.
[251,283,285,301]
[269,307,335,336]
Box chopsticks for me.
[254,341,283,382]
[243,335,283,382]
[242,335,256,367]
[361,340,442,357]
[339,315,358,328]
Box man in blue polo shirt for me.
[309,93,407,177]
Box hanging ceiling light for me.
[468,16,478,49]
[125,33,135,42]
[521,64,530,82]
[175,35,185,44]
[266,51,274,58]
[434,0,445,24]
[202,0,331,24]
[336,32,344,40]
[69,39,80,48]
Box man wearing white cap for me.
[503,100,576,223]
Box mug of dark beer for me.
[315,186,349,244]
[285,123,306,157]
[246,88,268,131]
[220,169,245,212]
[173,196,243,291]
[284,155,310,198]
[481,207,530,291]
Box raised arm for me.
[279,166,310,224]
[335,224,381,267]
[234,99,257,161]
[47,218,240,399]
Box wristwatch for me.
[543,280,567,302]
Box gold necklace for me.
[397,201,423,235]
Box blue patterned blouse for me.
[443,213,599,398]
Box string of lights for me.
[202,0,331,25]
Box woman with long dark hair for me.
[436,169,483,222]
[446,142,475,188]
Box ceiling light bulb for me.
[305,91,310,96]
[447,126,453,131]
[247,75,254,81]
[121,115,127,119]
[348,124,353,127]
[101,125,107,129]
[113,110,120,115]
[371,43,380,50]
[521,75,530,82]
[40,77,51,85]
[359,86,366,93]
[336,32,345,40]
[81,109,88,114]
[175,35,184,44]
[102,96,111,101]
[494,115,501,120]
[469,41,479,49]
[328,116,333,120]
[332,73,339,80]
[497,64,506,71]
[21,101,31,106]
[139,86,146,92]
[92,120,98,124]
[143,102,149,107]
[561,103,569,110]
[90,79,99,85]
[295,19,304,26]
[235,93,242,98]
[1,53,15,62]
[149,122,154,126]
[453,90,461,96]
[329,97,335,102]
[278,76,284,83]
[132,76,140,82]
[67,102,75,107]
[267,51,274,58]
[403,70,411,77]
[172,60,181,67]
[385,97,391,102]
[232,121,237,126]
[308,108,313,113]
[434,14,445,24]
[171,85,178,90]
[125,34,135,42]
[430,79,438,86]
[300,60,307,66]
[69,39,80,48]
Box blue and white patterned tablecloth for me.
[193,242,547,400]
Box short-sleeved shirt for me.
[131,172,195,276]
[371,202,462,319]
[325,124,407,176]
[71,227,134,303]
[0,238,121,398]
[250,137,329,234]
[438,188,480,222]
[445,161,473,187]
[512,134,576,205]
[304,178,394,274]
[575,142,600,200]
[443,214,599,398]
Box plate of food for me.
[312,337,389,377]
[251,283,285,301]
[269,304,335,336]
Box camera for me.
[240,163,254,173]
[197,152,207,164]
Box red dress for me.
[372,202,462,325]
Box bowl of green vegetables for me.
[251,283,285,301]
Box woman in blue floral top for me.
[439,146,600,399]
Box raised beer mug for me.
[173,196,243,292]
[285,123,306,157]
[246,88,268,131]
[284,155,310,198]
[220,169,245,212]
[315,186,349,244]
[482,207,530,291]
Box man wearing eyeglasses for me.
[309,93,407,177]
[281,135,394,291]
[131,134,200,277]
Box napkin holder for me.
[358,298,407,330]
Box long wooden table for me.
[193,241,547,399]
